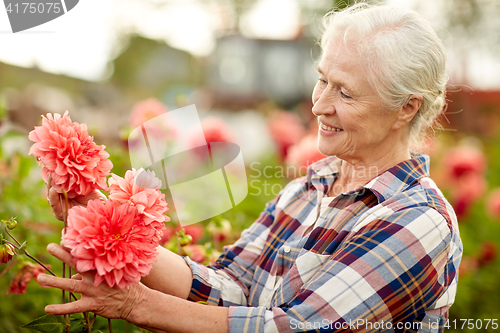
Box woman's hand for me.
[37,243,146,321]
[37,244,229,333]
[46,174,107,221]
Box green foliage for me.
[22,314,87,333]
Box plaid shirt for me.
[184,154,462,333]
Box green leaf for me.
[22,314,88,333]
[68,314,88,333]
[19,241,27,253]
[22,314,65,333]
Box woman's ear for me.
[393,94,423,129]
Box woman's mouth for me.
[319,121,343,133]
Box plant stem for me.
[4,224,22,247]
[3,240,78,301]
[65,312,70,333]
[108,319,113,333]
[83,312,91,333]
[90,313,96,327]
[25,250,57,277]
[4,240,56,276]
[60,193,69,332]
[3,225,57,277]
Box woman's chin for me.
[317,145,339,157]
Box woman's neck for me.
[328,148,412,197]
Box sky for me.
[1,0,499,89]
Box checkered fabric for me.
[183,154,462,333]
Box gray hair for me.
[320,3,448,145]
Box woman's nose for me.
[312,92,335,117]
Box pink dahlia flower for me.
[64,200,159,288]
[108,168,169,241]
[28,111,113,198]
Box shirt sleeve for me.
[184,193,281,306]
[227,206,454,333]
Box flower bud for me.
[176,228,194,247]
[179,234,193,247]
[6,218,17,230]
[0,242,15,264]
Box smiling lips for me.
[319,121,343,132]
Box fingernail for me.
[47,243,56,252]
[45,306,53,313]
[38,275,48,284]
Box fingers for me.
[75,190,107,205]
[71,273,83,280]
[37,274,84,294]
[47,243,77,271]
[44,300,90,316]
[47,188,63,221]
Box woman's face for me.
[312,38,403,164]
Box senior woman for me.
[39,3,462,333]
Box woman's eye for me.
[318,78,327,85]
[340,91,351,99]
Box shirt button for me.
[284,245,291,253]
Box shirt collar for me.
[306,153,430,203]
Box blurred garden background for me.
[1,0,500,331]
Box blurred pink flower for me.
[285,134,326,172]
[28,111,113,198]
[268,111,306,161]
[201,118,235,144]
[452,172,487,218]
[443,146,487,180]
[128,98,177,145]
[478,241,497,266]
[130,98,168,128]
[108,168,169,242]
[456,172,487,201]
[183,225,205,244]
[187,118,235,158]
[487,188,500,219]
[8,262,49,295]
[64,200,159,289]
